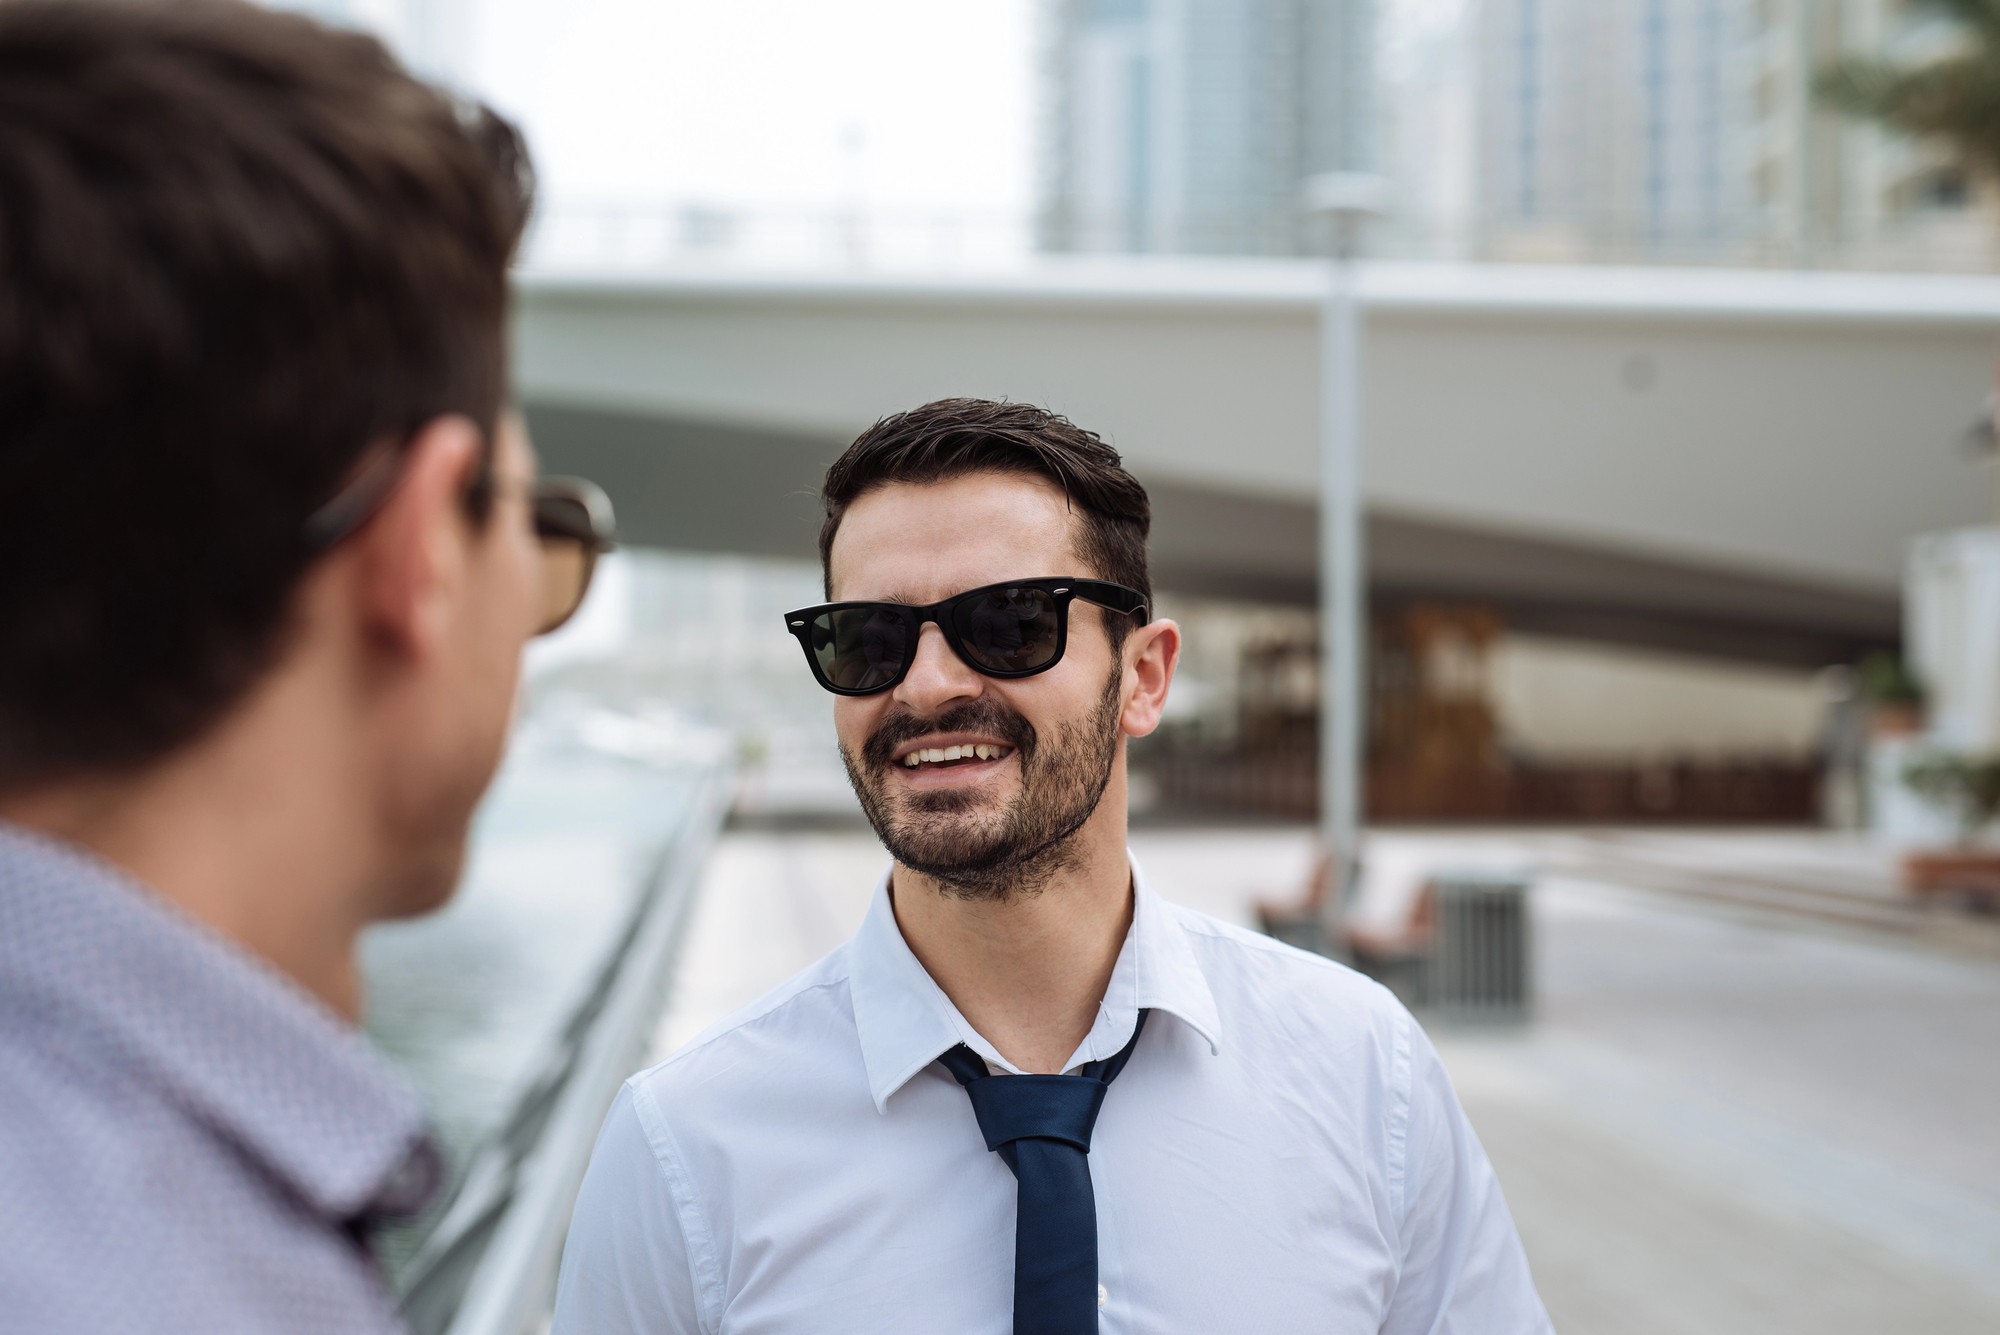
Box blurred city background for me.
[273,1,2000,1331]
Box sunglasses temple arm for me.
[1072,586,1149,622]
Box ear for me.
[1119,618,1181,739]
[349,414,486,659]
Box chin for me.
[376,836,470,921]
[904,785,994,816]
[884,797,1017,869]
[376,727,509,920]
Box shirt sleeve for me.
[1379,1019,1553,1335]
[551,1082,712,1335]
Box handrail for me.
[394,761,733,1335]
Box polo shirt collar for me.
[848,850,1222,1114]
[0,822,438,1221]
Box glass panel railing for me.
[360,698,731,1333]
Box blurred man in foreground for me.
[553,399,1549,1333]
[0,3,609,1331]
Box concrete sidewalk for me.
[650,825,2000,1334]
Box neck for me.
[892,765,1134,1074]
[0,652,383,1021]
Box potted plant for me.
[1900,753,2000,910]
[1858,652,1924,737]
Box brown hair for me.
[818,399,1152,649]
[0,0,534,785]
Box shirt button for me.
[1098,1284,1108,1309]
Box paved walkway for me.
[651,825,2000,1334]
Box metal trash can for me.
[1428,871,1532,1019]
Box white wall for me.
[1490,633,1826,761]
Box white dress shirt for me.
[553,855,1550,1334]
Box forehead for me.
[828,472,1083,603]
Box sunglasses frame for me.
[783,577,1149,697]
[300,430,617,636]
[530,475,618,634]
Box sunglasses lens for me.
[535,535,593,634]
[950,586,1059,674]
[811,606,911,692]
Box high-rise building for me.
[1037,0,1377,256]
[1474,0,1998,269]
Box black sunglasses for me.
[784,577,1148,697]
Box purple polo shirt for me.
[0,822,439,1333]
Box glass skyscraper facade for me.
[1037,0,1376,256]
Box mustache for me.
[861,697,1037,769]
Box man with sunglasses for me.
[555,399,1548,1333]
[0,4,610,1332]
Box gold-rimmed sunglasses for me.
[302,428,616,636]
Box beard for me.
[839,666,1124,902]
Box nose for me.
[892,620,983,714]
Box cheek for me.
[466,529,537,685]
[1041,641,1120,708]
[832,698,879,749]
[498,528,540,641]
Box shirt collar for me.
[0,822,438,1221]
[848,850,1222,1114]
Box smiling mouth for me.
[899,744,1014,770]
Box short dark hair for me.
[818,399,1152,651]
[0,0,534,787]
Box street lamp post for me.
[1301,171,1387,950]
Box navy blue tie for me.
[936,1010,1149,1335]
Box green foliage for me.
[1857,651,1925,707]
[1815,1,2000,182]
[1904,751,2000,840]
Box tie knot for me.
[963,1074,1109,1154]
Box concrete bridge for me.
[515,258,2000,666]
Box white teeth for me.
[903,744,1009,769]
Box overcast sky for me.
[469,0,1035,214]
[462,0,1467,214]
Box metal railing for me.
[522,198,2000,275]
